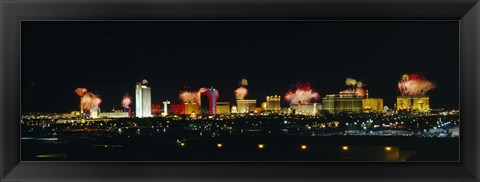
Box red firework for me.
[398,74,436,96]
[285,82,320,104]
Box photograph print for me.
[21,21,459,161]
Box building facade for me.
[396,96,430,112]
[216,102,230,114]
[236,99,257,113]
[135,79,152,118]
[362,98,384,113]
[200,88,218,115]
[290,103,322,115]
[171,103,185,115]
[266,95,281,111]
[322,93,362,114]
[184,103,200,115]
[99,112,129,118]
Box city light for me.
[301,145,308,150]
[342,146,349,151]
[258,144,265,149]
[217,143,223,148]
[385,146,392,151]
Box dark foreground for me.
[22,136,458,161]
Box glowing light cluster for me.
[284,82,320,104]
[340,78,366,97]
[179,87,219,104]
[235,87,248,100]
[121,95,132,108]
[179,91,199,103]
[398,74,436,96]
[75,88,102,112]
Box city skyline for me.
[21,21,459,113]
[73,74,445,115]
[20,21,460,162]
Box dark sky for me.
[21,21,459,113]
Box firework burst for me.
[398,74,436,96]
[284,82,320,104]
[75,88,102,112]
[235,87,248,100]
[179,91,199,103]
[122,95,132,108]
[179,87,219,103]
[75,88,87,97]
[341,78,366,97]
[240,78,248,87]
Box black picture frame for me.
[1,0,479,181]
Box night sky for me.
[21,21,459,113]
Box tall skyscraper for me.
[135,79,152,118]
[200,88,218,115]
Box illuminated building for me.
[151,104,161,116]
[362,98,384,113]
[200,88,218,115]
[216,102,230,114]
[70,111,81,116]
[322,93,362,114]
[290,103,322,115]
[396,96,430,112]
[231,106,238,113]
[261,102,267,110]
[185,103,200,115]
[362,91,384,113]
[170,104,185,115]
[135,79,151,118]
[99,112,129,118]
[266,95,281,111]
[236,99,257,113]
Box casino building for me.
[265,95,281,111]
[290,103,322,115]
[185,102,200,115]
[200,88,218,115]
[135,79,152,118]
[99,112,129,118]
[236,99,257,113]
[396,96,430,112]
[362,91,384,113]
[322,93,363,114]
[216,102,230,114]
